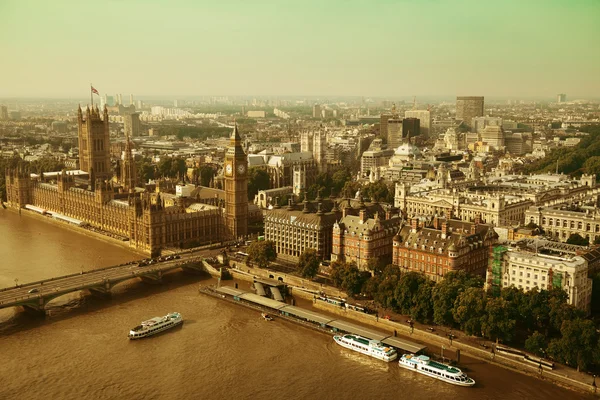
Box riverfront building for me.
[392,217,498,281]
[263,197,340,262]
[5,105,250,254]
[486,241,592,314]
[331,201,402,270]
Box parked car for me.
[28,288,39,294]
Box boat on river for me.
[398,354,475,386]
[261,312,273,321]
[128,312,183,339]
[333,334,397,362]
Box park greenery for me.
[524,125,600,178]
[323,263,600,372]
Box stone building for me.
[486,241,592,314]
[77,106,111,180]
[263,196,340,262]
[395,185,532,227]
[5,106,250,254]
[525,202,600,243]
[248,151,318,189]
[331,200,402,270]
[392,216,497,282]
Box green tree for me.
[432,271,484,327]
[330,260,368,298]
[246,240,277,268]
[452,287,487,336]
[198,165,215,187]
[524,331,548,357]
[481,297,516,342]
[394,272,427,315]
[158,157,186,179]
[298,249,320,279]
[566,233,589,246]
[365,264,401,310]
[547,318,599,372]
[410,279,435,323]
[247,168,270,201]
[583,156,600,179]
[331,169,351,196]
[137,159,156,183]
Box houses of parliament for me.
[5,105,248,254]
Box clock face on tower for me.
[225,163,233,176]
[237,163,246,175]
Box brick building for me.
[392,216,497,281]
[331,201,402,270]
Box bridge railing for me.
[0,261,143,293]
[0,242,229,293]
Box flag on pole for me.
[91,86,99,95]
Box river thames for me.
[0,210,591,399]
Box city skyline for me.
[1,0,599,98]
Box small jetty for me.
[200,285,426,355]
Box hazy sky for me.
[1,0,599,98]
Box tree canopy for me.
[247,168,270,201]
[297,249,320,279]
[246,240,276,269]
[566,233,589,246]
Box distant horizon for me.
[0,94,597,103]
[1,0,598,99]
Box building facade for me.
[4,106,252,254]
[404,110,431,138]
[392,217,497,282]
[77,105,111,180]
[456,96,484,127]
[525,204,600,243]
[487,242,592,314]
[264,199,340,262]
[124,112,140,137]
[331,202,402,270]
[224,124,249,240]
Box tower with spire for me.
[121,128,137,192]
[224,123,248,240]
[77,104,111,182]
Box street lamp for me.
[14,278,18,287]
[441,345,445,363]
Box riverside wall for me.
[222,260,599,397]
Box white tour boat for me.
[398,354,475,386]
[128,312,183,339]
[333,334,397,362]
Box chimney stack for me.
[433,215,439,230]
[359,208,367,223]
[441,222,448,239]
[411,217,418,233]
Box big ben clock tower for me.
[224,123,248,240]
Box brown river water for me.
[0,210,591,399]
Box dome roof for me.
[394,142,421,157]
